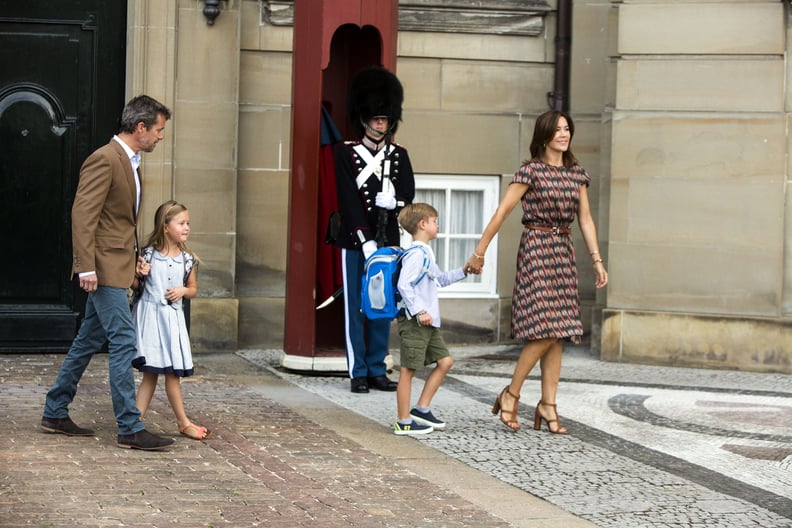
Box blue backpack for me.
[361,245,430,320]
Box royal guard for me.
[334,67,415,393]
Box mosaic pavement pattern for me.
[239,346,792,528]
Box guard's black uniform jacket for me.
[334,140,415,250]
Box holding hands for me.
[465,252,485,275]
[136,255,151,278]
[464,248,608,289]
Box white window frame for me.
[400,174,500,298]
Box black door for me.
[0,1,127,350]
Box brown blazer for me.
[71,139,139,288]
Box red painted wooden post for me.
[284,0,398,369]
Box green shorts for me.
[397,313,450,371]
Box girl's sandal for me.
[179,422,212,440]
[491,386,520,432]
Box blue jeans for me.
[342,249,391,379]
[43,286,143,435]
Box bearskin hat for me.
[347,66,403,138]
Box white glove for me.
[375,192,397,210]
[362,240,378,260]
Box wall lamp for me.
[202,0,223,26]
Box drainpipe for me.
[548,0,572,112]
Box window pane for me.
[430,238,443,267]
[451,239,481,283]
[450,190,483,233]
[416,189,445,216]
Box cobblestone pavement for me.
[0,351,592,528]
[240,345,792,528]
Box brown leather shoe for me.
[41,416,95,436]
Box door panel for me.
[0,91,75,301]
[0,2,126,350]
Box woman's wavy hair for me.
[528,110,579,168]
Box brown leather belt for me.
[525,223,571,235]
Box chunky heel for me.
[532,406,542,430]
[493,386,520,431]
[534,401,568,435]
[491,397,501,415]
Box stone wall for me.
[125,0,792,373]
[601,0,791,373]
[129,0,240,351]
[233,0,583,349]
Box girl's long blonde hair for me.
[143,200,200,266]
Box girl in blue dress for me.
[131,200,209,440]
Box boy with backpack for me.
[392,203,476,435]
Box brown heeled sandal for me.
[492,386,520,431]
[533,401,568,435]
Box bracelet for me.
[473,252,484,260]
[592,258,603,265]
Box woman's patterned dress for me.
[511,159,590,343]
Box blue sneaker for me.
[410,408,446,430]
[393,420,433,436]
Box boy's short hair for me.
[398,202,438,235]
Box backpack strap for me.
[141,246,154,263]
[143,247,194,285]
[182,251,195,285]
[130,246,155,308]
[401,245,433,287]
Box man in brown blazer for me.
[42,95,174,450]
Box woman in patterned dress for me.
[466,110,608,433]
